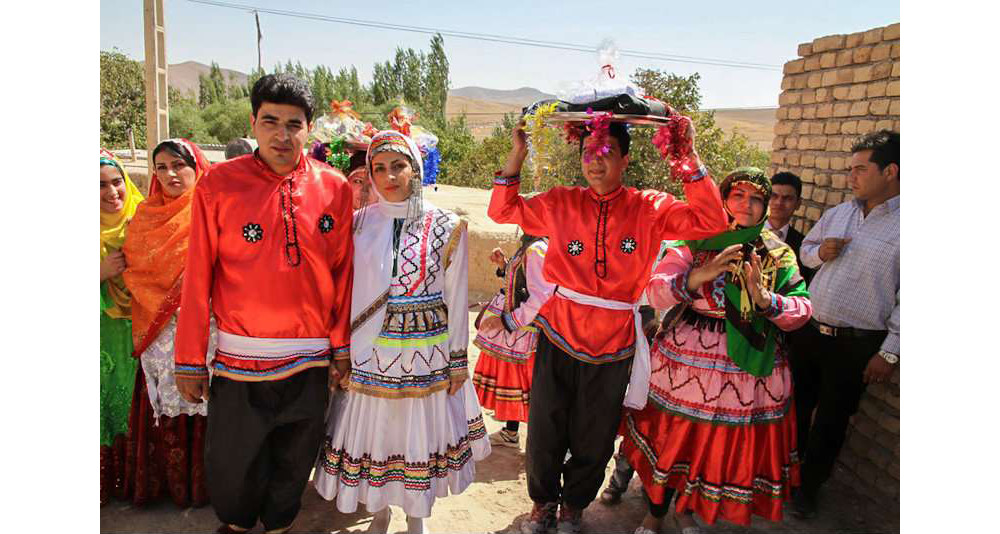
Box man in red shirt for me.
[489,120,727,534]
[175,74,354,534]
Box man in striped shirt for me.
[790,130,899,518]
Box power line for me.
[186,0,782,72]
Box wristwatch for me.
[877,350,899,365]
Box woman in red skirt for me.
[473,234,554,448]
[620,168,812,533]
[121,139,215,508]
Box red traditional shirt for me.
[175,152,354,382]
[487,170,727,364]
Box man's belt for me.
[810,318,886,338]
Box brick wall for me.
[770,23,900,510]
[769,22,900,235]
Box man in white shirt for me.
[790,130,900,519]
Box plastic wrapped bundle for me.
[557,39,641,104]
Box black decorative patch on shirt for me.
[567,240,584,256]
[620,237,637,254]
[243,223,263,243]
[318,214,335,234]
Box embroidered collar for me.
[252,148,309,180]
[587,184,625,203]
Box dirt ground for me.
[100,313,899,534]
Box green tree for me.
[202,99,252,143]
[246,67,266,94]
[629,68,770,192]
[169,90,214,143]
[427,113,476,185]
[198,62,229,108]
[100,49,146,148]
[423,34,450,121]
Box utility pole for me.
[143,0,168,193]
[255,11,263,73]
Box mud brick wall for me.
[769,22,900,235]
[771,23,901,508]
[835,368,900,504]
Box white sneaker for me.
[489,428,520,448]
[673,514,702,534]
[633,527,657,534]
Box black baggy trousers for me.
[206,367,329,531]
[526,334,632,509]
[788,323,886,499]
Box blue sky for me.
[100,0,899,109]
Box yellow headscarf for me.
[100,149,144,319]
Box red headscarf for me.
[123,139,211,357]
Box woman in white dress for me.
[314,130,490,534]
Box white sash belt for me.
[554,287,649,410]
[217,331,331,360]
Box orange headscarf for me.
[123,139,211,355]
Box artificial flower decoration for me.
[388,107,415,137]
[582,108,614,163]
[652,114,701,182]
[329,99,361,120]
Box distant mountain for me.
[167,61,248,99]
[448,86,555,107]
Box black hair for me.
[152,140,196,170]
[347,150,367,174]
[579,122,631,156]
[770,171,802,198]
[250,73,315,123]
[225,138,255,160]
[851,129,899,172]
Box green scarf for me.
[668,167,809,377]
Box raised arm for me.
[486,120,551,236]
[648,175,728,242]
[648,115,728,241]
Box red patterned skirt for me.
[472,350,535,423]
[620,321,799,526]
[120,367,209,508]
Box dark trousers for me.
[606,450,635,495]
[789,323,885,499]
[206,367,329,531]
[526,335,632,509]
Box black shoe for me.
[791,489,817,519]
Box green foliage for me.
[427,113,476,185]
[100,49,146,148]
[198,62,230,108]
[441,113,516,189]
[629,68,771,193]
[169,94,215,143]
[369,33,450,120]
[201,99,253,143]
